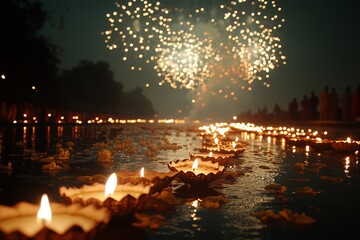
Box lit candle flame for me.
[209,151,213,157]
[140,167,144,178]
[346,137,351,143]
[192,159,198,172]
[232,141,236,148]
[105,173,117,197]
[37,194,52,223]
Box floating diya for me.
[198,137,246,157]
[168,158,226,185]
[307,137,333,152]
[285,137,308,147]
[197,145,245,157]
[59,173,151,217]
[189,151,234,165]
[330,137,360,153]
[116,167,179,194]
[0,194,110,240]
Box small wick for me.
[38,218,48,227]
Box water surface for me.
[0,122,359,239]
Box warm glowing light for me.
[103,0,286,100]
[344,156,350,175]
[209,151,213,157]
[191,199,200,208]
[192,159,199,172]
[37,194,52,223]
[104,173,117,197]
[140,167,144,178]
[346,137,351,143]
[190,199,201,221]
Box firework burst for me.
[103,0,286,100]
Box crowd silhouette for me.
[238,85,360,123]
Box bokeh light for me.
[103,0,286,100]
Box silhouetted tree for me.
[0,0,61,102]
[0,0,156,122]
[57,61,124,115]
[123,87,156,118]
[57,61,156,118]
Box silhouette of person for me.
[309,91,319,120]
[351,85,360,121]
[319,86,330,121]
[273,103,282,122]
[329,88,339,120]
[340,86,352,121]
[288,98,298,121]
[300,94,310,121]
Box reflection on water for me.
[0,123,360,239]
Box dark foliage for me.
[0,0,61,101]
[0,0,156,123]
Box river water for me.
[0,122,359,240]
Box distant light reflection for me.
[344,156,350,177]
[188,199,202,234]
[31,126,36,149]
[281,138,286,149]
[22,126,27,146]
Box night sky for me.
[39,0,360,121]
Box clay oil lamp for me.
[189,151,234,166]
[278,127,306,147]
[307,137,333,152]
[168,158,226,185]
[285,137,308,148]
[59,173,151,217]
[198,132,246,157]
[116,167,179,194]
[218,140,246,156]
[330,137,360,153]
[198,141,245,157]
[0,194,110,240]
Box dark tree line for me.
[0,0,60,101]
[0,0,156,123]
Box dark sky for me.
[39,0,360,121]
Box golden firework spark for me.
[103,0,286,100]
